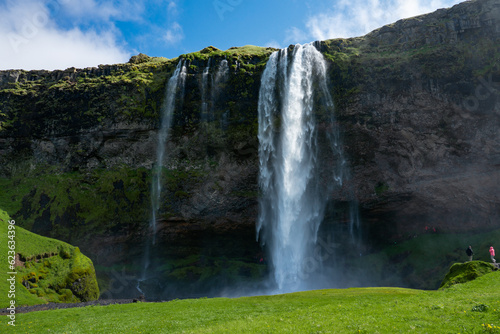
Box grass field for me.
[2,206,500,333]
[2,270,500,333]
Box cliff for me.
[0,0,498,296]
[320,0,500,239]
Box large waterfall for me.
[257,43,353,292]
[139,59,187,292]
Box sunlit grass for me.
[224,45,277,56]
[4,270,500,333]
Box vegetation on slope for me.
[0,57,175,131]
[439,261,496,289]
[7,271,500,333]
[180,45,275,66]
[0,209,99,308]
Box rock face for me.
[328,0,500,240]
[0,0,498,295]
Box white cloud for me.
[284,27,310,45]
[57,0,144,23]
[296,0,463,42]
[167,0,180,17]
[163,22,184,46]
[264,40,282,49]
[0,0,130,70]
[58,0,118,21]
[161,0,184,46]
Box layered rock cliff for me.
[320,0,500,240]
[0,0,498,295]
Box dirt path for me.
[1,299,142,314]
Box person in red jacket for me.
[489,246,496,263]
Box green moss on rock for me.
[0,209,99,307]
[0,165,150,243]
[439,261,496,289]
[65,248,100,301]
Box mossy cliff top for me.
[0,44,275,90]
[0,209,99,307]
[0,45,274,155]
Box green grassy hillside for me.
[5,270,500,333]
[0,209,99,308]
[440,261,496,289]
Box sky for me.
[0,0,464,70]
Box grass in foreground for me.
[4,271,500,333]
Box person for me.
[489,246,496,263]
[466,246,473,261]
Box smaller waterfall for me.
[214,59,229,87]
[201,59,211,121]
[324,97,362,249]
[211,59,229,120]
[150,59,187,243]
[138,59,187,295]
[200,58,228,122]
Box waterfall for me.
[200,58,228,123]
[214,59,229,90]
[257,43,354,292]
[324,84,362,248]
[212,59,229,121]
[150,59,187,243]
[138,59,187,294]
[201,59,211,121]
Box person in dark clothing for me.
[466,246,473,261]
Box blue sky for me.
[0,0,463,70]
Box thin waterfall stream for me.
[137,59,187,295]
[201,58,211,121]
